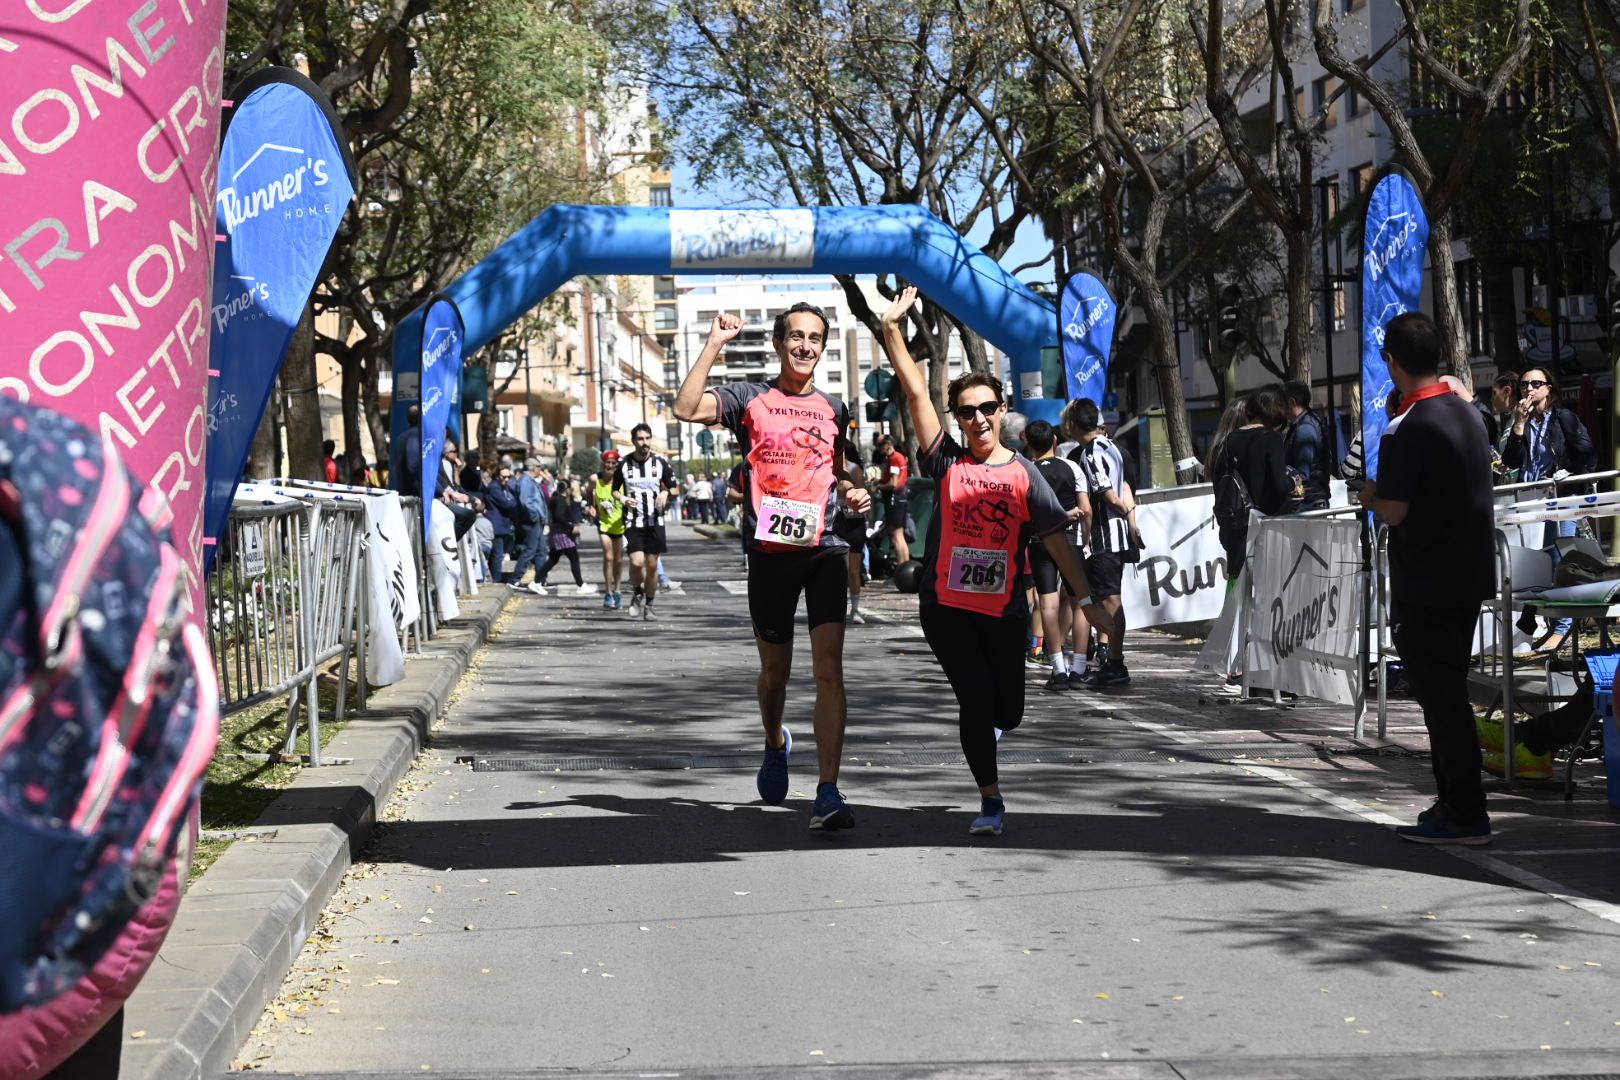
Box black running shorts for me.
[1085,551,1124,599]
[747,548,848,644]
[625,525,667,556]
[831,510,866,551]
[1029,540,1081,597]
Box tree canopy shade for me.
[389,204,1065,440]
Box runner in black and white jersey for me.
[1066,398,1143,688]
[1025,420,1091,691]
[622,423,675,620]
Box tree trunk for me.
[1486,262,1521,370]
[1426,212,1468,376]
[281,304,325,480]
[1142,286,1197,483]
[247,388,278,480]
[1285,222,1315,383]
[362,352,390,480]
[340,355,363,478]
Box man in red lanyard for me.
[1358,312,1496,844]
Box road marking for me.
[1241,763,1620,928]
[718,580,748,595]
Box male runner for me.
[674,305,870,830]
[875,434,911,567]
[622,423,675,620]
[1068,399,1142,688]
[1025,421,1091,690]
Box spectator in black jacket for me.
[1210,385,1292,580]
[480,462,521,584]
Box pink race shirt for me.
[711,380,850,555]
[919,432,1069,617]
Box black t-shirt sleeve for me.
[918,430,963,481]
[1376,419,1417,504]
[1020,459,1070,537]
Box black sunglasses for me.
[951,401,1002,423]
[1518,379,1549,390]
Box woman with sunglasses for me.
[1503,367,1598,650]
[587,451,628,609]
[879,287,1099,836]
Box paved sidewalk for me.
[235,523,1620,1077]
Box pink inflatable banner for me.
[0,1,228,608]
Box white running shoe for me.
[575,583,596,596]
[527,582,548,596]
[848,609,866,624]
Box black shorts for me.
[1085,551,1124,599]
[885,492,909,529]
[1029,540,1081,597]
[746,548,848,645]
[625,525,667,555]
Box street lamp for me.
[594,298,613,452]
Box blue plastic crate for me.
[1589,649,1620,808]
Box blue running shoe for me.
[809,782,855,830]
[969,796,1005,836]
[602,591,614,609]
[756,725,792,805]
[611,591,622,609]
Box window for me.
[649,185,673,208]
[825,368,842,384]
[1350,162,1375,198]
[654,277,676,300]
[498,408,514,435]
[1313,76,1340,128]
[654,307,678,331]
[696,310,718,323]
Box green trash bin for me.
[905,476,936,563]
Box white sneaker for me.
[527,582,548,596]
[575,583,596,596]
[1213,679,1244,697]
[848,609,866,624]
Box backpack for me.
[517,473,548,526]
[0,398,218,1012]
[1212,446,1254,530]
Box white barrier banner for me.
[1123,491,1230,628]
[428,500,463,621]
[1246,516,1364,706]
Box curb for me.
[119,589,514,1080]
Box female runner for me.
[586,450,628,608]
[880,286,1100,835]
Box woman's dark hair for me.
[772,302,829,344]
[1245,385,1290,430]
[947,371,1005,408]
[1521,366,1560,399]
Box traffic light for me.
[1217,283,1244,350]
[864,399,885,423]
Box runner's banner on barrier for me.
[1359,170,1429,481]
[2,4,229,610]
[204,69,357,561]
[1123,490,1230,629]
[1060,270,1114,405]
[1246,515,1365,707]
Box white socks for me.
[1049,652,1068,675]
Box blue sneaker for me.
[809,783,855,830]
[602,591,613,609]
[969,797,1005,836]
[756,725,792,805]
[1395,816,1492,846]
[611,591,622,609]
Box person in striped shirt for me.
[1067,399,1143,689]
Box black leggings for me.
[540,547,582,585]
[920,602,1027,788]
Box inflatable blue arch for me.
[390,204,1062,445]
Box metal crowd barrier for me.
[207,498,366,767]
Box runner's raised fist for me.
[710,312,744,345]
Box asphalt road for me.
[237,523,1620,1078]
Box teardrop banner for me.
[0,2,228,609]
[1060,270,1116,406]
[203,66,357,564]
[1359,169,1430,480]
[417,297,466,535]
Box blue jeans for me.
[489,533,512,584]
[512,522,546,582]
[1544,519,1578,637]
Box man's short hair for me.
[772,302,829,344]
[1025,419,1056,454]
[322,439,336,455]
[1494,374,1516,391]
[1384,312,1440,377]
[1281,380,1311,409]
[631,422,653,438]
[1071,398,1102,434]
